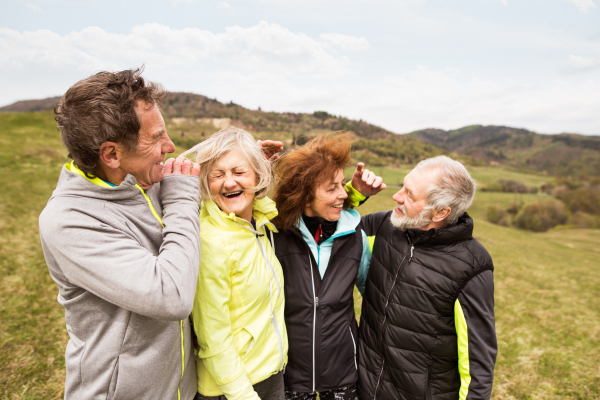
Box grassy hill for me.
[5,94,600,177]
[1,93,451,166]
[410,125,600,177]
[0,96,62,113]
[1,111,599,398]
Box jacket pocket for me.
[235,327,256,356]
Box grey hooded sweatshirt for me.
[39,163,201,400]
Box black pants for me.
[284,384,358,400]
[195,371,285,400]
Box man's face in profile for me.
[390,170,434,230]
[117,101,176,190]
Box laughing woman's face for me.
[208,149,257,222]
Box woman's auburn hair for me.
[272,132,353,231]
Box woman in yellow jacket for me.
[184,127,287,400]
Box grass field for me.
[1,112,599,399]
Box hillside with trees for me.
[3,94,600,174]
[410,125,600,176]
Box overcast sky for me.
[1,0,599,135]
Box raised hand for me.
[163,156,201,177]
[351,162,386,197]
[257,140,284,163]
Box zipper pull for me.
[315,225,322,244]
[410,245,414,259]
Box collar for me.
[404,212,473,246]
[202,196,279,233]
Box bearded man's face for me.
[390,169,435,231]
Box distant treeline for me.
[487,175,600,231]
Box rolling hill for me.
[410,125,600,177]
[3,94,600,176]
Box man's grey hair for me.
[413,155,477,225]
[181,126,272,202]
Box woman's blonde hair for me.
[181,126,273,201]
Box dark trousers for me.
[195,371,285,400]
[284,384,358,400]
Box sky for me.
[1,0,599,135]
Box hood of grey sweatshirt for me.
[39,164,200,400]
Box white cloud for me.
[565,0,597,12]
[209,65,600,135]
[0,22,349,79]
[1,21,599,136]
[570,54,600,69]
[320,33,369,51]
[26,4,44,13]
[169,0,193,4]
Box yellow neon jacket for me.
[192,197,288,400]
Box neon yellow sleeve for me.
[345,182,367,208]
[455,299,472,400]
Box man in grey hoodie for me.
[39,68,201,400]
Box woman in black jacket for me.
[270,133,385,400]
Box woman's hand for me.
[257,140,284,163]
[351,162,386,197]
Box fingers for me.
[258,140,284,153]
[171,156,192,175]
[163,158,176,176]
[354,162,364,176]
[180,158,192,175]
[172,157,183,175]
[260,140,283,149]
[163,156,199,177]
[372,176,383,188]
[362,169,375,185]
[259,139,284,162]
[191,162,201,177]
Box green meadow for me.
[1,112,599,399]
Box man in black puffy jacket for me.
[357,156,497,400]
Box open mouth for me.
[223,191,243,198]
[332,205,343,209]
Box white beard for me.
[390,204,433,231]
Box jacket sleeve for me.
[454,270,497,400]
[344,182,367,208]
[191,236,259,400]
[38,175,201,321]
[355,229,372,296]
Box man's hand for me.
[257,140,284,163]
[163,156,201,177]
[351,162,386,197]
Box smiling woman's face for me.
[208,148,257,222]
[303,168,348,221]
